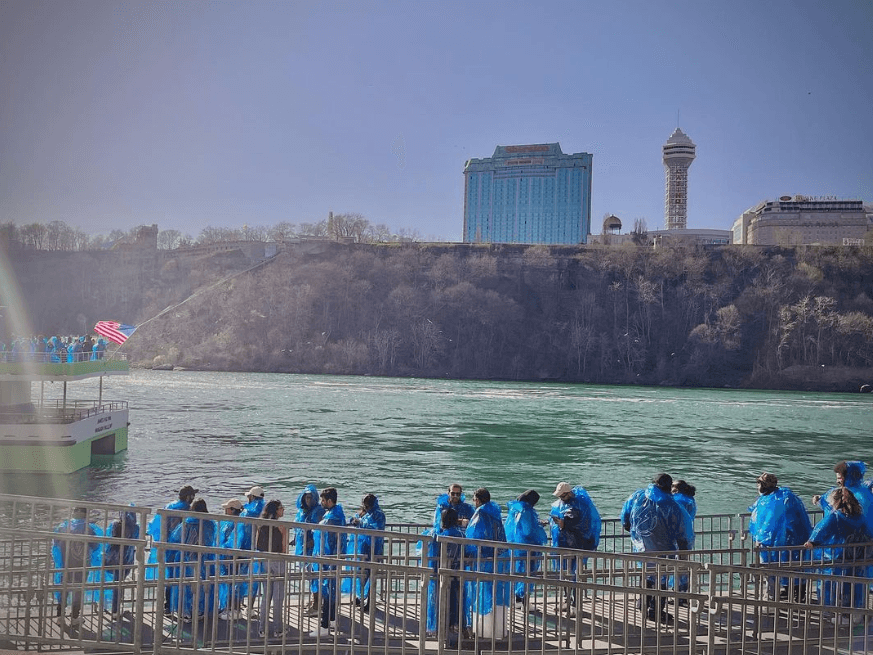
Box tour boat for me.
[0,353,129,473]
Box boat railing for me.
[0,400,128,424]
[0,351,127,363]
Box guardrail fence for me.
[1,493,870,655]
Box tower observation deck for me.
[663,128,696,230]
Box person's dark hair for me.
[473,488,490,503]
[831,487,862,517]
[833,461,849,479]
[361,493,377,511]
[517,489,540,506]
[441,507,458,529]
[320,487,338,504]
[179,484,199,501]
[263,499,283,520]
[191,498,208,513]
[652,473,673,492]
[673,480,696,497]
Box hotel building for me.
[463,143,592,244]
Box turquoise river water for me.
[5,370,871,524]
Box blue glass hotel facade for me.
[463,143,593,244]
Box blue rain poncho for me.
[294,485,326,555]
[620,484,694,553]
[101,511,140,610]
[549,485,602,555]
[237,496,266,550]
[169,516,218,618]
[145,499,190,580]
[433,493,475,530]
[673,493,697,521]
[504,498,547,599]
[818,462,873,534]
[51,517,103,604]
[426,525,464,632]
[464,500,509,619]
[314,504,347,608]
[748,487,812,564]
[217,517,244,612]
[293,485,325,595]
[314,504,347,561]
[343,497,386,597]
[808,509,872,608]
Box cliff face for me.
[8,241,873,391]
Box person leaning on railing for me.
[256,499,288,638]
[804,487,873,617]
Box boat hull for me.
[0,410,128,474]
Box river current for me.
[5,370,871,523]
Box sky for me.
[1,0,872,241]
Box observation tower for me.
[662,128,696,230]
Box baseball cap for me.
[247,486,265,498]
[552,482,572,497]
[221,498,244,510]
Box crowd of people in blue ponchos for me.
[1,334,108,362]
[50,460,873,638]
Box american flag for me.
[94,321,137,345]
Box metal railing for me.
[0,401,128,425]
[2,494,871,655]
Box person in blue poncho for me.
[670,480,697,595]
[294,484,325,616]
[235,486,265,614]
[426,507,465,636]
[433,484,475,530]
[549,482,601,614]
[147,485,197,613]
[804,487,873,613]
[346,493,386,611]
[464,488,509,639]
[103,509,140,618]
[217,498,244,621]
[52,507,102,628]
[91,338,106,360]
[169,498,217,622]
[815,461,873,534]
[309,487,347,638]
[620,473,694,624]
[671,480,697,520]
[504,489,547,604]
[747,472,812,601]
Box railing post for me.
[133,522,147,654]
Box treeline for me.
[0,214,432,252]
[127,242,873,390]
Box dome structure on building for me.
[603,214,622,234]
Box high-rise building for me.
[463,143,592,244]
[663,128,696,230]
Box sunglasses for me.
[450,492,462,497]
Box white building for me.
[732,196,872,245]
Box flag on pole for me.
[94,321,137,345]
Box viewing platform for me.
[1,494,872,654]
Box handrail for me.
[0,401,128,424]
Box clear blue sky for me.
[2,0,871,240]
